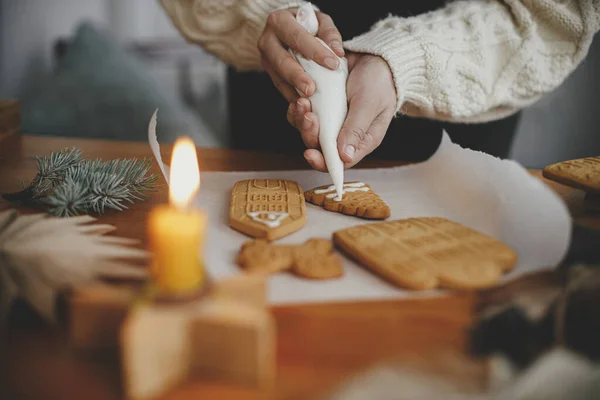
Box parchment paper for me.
[150,115,571,305]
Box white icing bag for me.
[291,3,348,201]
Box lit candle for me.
[148,137,207,295]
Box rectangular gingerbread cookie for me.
[542,157,600,194]
[333,217,517,290]
[229,179,306,241]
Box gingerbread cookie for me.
[542,156,600,194]
[229,179,306,241]
[237,238,343,280]
[305,182,390,220]
[333,217,517,290]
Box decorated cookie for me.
[237,238,343,280]
[304,182,390,220]
[333,217,517,290]
[229,179,306,241]
[542,156,600,194]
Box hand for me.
[258,8,344,103]
[289,53,397,170]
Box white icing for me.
[325,187,369,199]
[314,185,336,194]
[314,182,369,200]
[314,182,366,194]
[342,182,366,188]
[247,211,289,228]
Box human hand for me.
[289,53,397,170]
[258,7,344,103]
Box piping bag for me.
[290,3,348,201]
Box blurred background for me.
[0,0,599,168]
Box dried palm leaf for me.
[0,209,148,322]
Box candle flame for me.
[169,137,200,209]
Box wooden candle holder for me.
[69,275,276,400]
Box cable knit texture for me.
[160,0,310,70]
[161,0,600,123]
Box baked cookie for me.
[229,179,306,241]
[237,238,343,280]
[305,182,390,220]
[333,217,517,290]
[542,157,600,194]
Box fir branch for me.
[113,158,158,200]
[43,176,90,218]
[2,148,159,217]
[36,147,85,192]
[2,147,84,203]
[87,171,130,214]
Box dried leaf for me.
[0,210,148,322]
[76,224,117,235]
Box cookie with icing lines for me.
[333,217,517,290]
[304,182,390,220]
[229,179,306,241]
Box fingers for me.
[337,97,375,165]
[294,98,311,125]
[304,149,328,172]
[259,33,314,97]
[287,103,297,127]
[300,112,319,149]
[292,98,318,148]
[345,52,360,69]
[259,9,345,103]
[287,98,319,149]
[316,13,344,57]
[338,97,389,168]
[265,11,339,71]
[263,60,299,103]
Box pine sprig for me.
[2,148,159,217]
[3,147,84,202]
[36,147,85,193]
[44,176,90,218]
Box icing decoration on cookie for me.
[305,182,390,220]
[314,182,370,201]
[247,211,289,228]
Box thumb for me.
[337,98,382,167]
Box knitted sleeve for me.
[344,0,600,123]
[160,0,310,70]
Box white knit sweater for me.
[160,0,600,123]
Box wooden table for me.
[0,133,596,400]
[0,100,20,141]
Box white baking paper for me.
[149,113,571,305]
